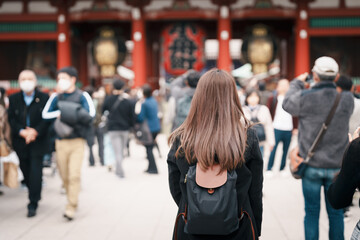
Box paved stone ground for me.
[0,134,359,240]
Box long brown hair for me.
[169,69,250,171]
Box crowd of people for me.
[0,56,360,240]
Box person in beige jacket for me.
[243,89,275,157]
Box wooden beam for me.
[308,27,360,36]
[309,8,360,17]
[231,8,296,19]
[0,32,57,41]
[145,9,218,20]
[70,11,131,22]
[0,14,57,22]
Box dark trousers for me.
[19,152,43,209]
[267,129,292,171]
[95,127,104,165]
[145,132,159,172]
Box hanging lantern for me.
[241,24,277,75]
[162,23,205,76]
[94,28,126,77]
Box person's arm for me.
[327,138,360,209]
[137,102,146,123]
[8,96,25,135]
[246,128,264,236]
[80,92,96,117]
[42,93,60,120]
[262,106,275,148]
[34,94,51,138]
[167,139,182,206]
[282,76,306,117]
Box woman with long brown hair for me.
[167,69,263,240]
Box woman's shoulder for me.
[347,137,360,159]
[259,104,270,112]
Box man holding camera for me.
[283,56,354,240]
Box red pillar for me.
[294,1,310,76]
[131,8,147,88]
[217,6,232,72]
[57,7,71,69]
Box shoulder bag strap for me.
[304,92,341,163]
[109,95,124,115]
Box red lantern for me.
[162,23,205,76]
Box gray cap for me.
[312,56,339,76]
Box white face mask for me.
[58,78,72,92]
[20,80,36,93]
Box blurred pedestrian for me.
[172,71,200,130]
[167,70,200,132]
[0,94,11,196]
[84,85,96,166]
[283,56,354,240]
[0,87,9,108]
[168,69,263,240]
[243,89,275,156]
[266,79,295,175]
[42,66,95,220]
[8,70,50,217]
[92,87,106,165]
[102,79,135,178]
[137,84,161,174]
[335,75,360,134]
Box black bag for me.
[251,116,266,142]
[183,163,239,235]
[99,95,124,133]
[133,121,153,146]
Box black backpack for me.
[250,107,266,142]
[183,163,239,235]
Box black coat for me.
[167,128,263,240]
[327,137,360,209]
[8,89,50,158]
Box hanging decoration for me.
[162,23,205,76]
[94,28,127,77]
[241,24,277,75]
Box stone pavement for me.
[0,134,359,240]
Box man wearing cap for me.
[283,57,354,240]
[8,70,50,218]
[42,66,95,220]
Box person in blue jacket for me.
[138,84,161,174]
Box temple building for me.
[0,0,359,91]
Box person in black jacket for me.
[167,69,263,240]
[8,70,50,217]
[42,67,95,220]
[327,128,360,239]
[102,79,135,178]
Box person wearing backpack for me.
[172,71,201,130]
[243,89,275,158]
[168,69,263,240]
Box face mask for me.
[58,78,72,92]
[20,80,36,93]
